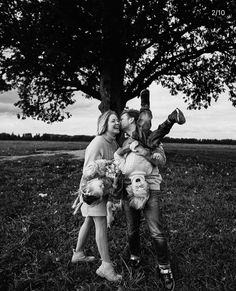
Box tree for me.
[0,0,235,122]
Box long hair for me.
[97,110,117,135]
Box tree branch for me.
[125,39,234,101]
[58,79,101,101]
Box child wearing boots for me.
[115,89,186,210]
[116,89,185,291]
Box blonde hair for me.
[97,110,117,135]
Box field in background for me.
[0,140,236,161]
[0,140,89,156]
[0,141,235,290]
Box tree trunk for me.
[99,0,126,115]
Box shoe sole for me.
[176,108,186,125]
[96,269,105,278]
[96,269,122,282]
[71,256,95,263]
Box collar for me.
[124,127,137,139]
[102,134,116,144]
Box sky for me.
[0,83,236,140]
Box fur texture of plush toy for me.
[81,178,104,205]
[114,141,151,209]
[72,159,121,215]
[126,172,150,209]
[107,201,122,228]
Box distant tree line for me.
[0,133,95,142]
[163,136,236,145]
[0,132,236,145]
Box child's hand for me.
[129,140,139,152]
[116,139,134,156]
[133,144,150,156]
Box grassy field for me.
[0,140,89,156]
[0,141,235,290]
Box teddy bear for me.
[126,172,150,209]
[114,140,153,209]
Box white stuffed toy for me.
[72,159,122,227]
[114,140,153,209]
[107,201,122,228]
[81,177,105,205]
[126,172,150,209]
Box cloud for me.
[0,90,101,135]
[0,103,19,114]
[0,84,235,139]
[0,90,18,104]
[127,84,236,139]
[70,91,100,110]
[0,91,20,115]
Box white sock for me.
[101,261,112,267]
[74,250,84,256]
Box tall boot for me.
[140,89,150,108]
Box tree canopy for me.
[0,0,235,122]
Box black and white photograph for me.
[0,1,235,290]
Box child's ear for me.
[129,117,135,124]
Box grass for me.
[0,140,89,156]
[0,141,235,290]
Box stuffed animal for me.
[81,177,105,205]
[126,172,150,209]
[114,141,152,209]
[107,201,122,228]
[72,159,121,215]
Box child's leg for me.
[136,89,153,146]
[137,109,153,133]
[168,108,186,125]
[146,120,174,148]
[139,89,150,108]
[147,109,186,148]
[138,89,152,132]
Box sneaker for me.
[71,250,95,263]
[159,268,175,291]
[140,89,150,108]
[129,255,141,268]
[168,108,186,125]
[96,262,122,282]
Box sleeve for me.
[150,143,166,167]
[114,151,126,173]
[135,142,166,167]
[82,137,103,173]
